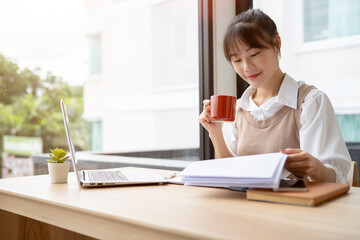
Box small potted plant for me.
[47,148,70,183]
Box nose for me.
[243,59,255,72]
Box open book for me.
[179,152,288,189]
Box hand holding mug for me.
[198,99,222,135]
[198,95,236,135]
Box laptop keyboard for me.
[88,170,129,182]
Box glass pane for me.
[336,114,360,142]
[0,0,89,178]
[0,0,200,178]
[303,0,329,42]
[88,36,102,75]
[303,0,360,42]
[90,121,102,151]
[83,0,200,160]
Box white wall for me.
[254,0,360,113]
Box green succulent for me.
[48,148,70,163]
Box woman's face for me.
[230,40,280,90]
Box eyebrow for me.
[229,48,254,57]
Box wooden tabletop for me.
[0,168,360,240]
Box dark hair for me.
[223,9,280,62]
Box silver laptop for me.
[60,99,167,187]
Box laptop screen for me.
[60,99,81,183]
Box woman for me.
[198,9,351,183]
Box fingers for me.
[199,99,211,125]
[284,162,311,179]
[198,111,211,124]
[280,148,302,154]
[280,149,308,163]
[285,160,311,169]
[203,100,211,112]
[286,154,307,163]
[198,101,213,126]
[203,99,210,105]
[283,151,318,179]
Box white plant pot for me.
[47,161,69,183]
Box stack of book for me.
[247,182,350,206]
[176,152,351,207]
[180,152,288,189]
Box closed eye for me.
[250,51,260,57]
[233,59,241,63]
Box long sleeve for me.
[300,89,352,183]
[222,121,238,157]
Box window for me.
[337,115,360,142]
[303,0,360,42]
[0,0,88,178]
[82,0,200,161]
[301,0,360,142]
[254,0,360,145]
[88,35,102,75]
[90,121,102,151]
[0,0,206,179]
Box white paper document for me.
[180,152,288,189]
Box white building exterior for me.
[255,0,360,113]
[83,0,200,152]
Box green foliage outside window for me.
[0,53,89,157]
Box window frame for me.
[235,0,252,98]
[198,0,214,160]
[198,0,252,160]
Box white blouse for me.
[222,74,352,183]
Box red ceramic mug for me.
[210,95,237,122]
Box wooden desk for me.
[0,168,360,240]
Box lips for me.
[247,72,261,80]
